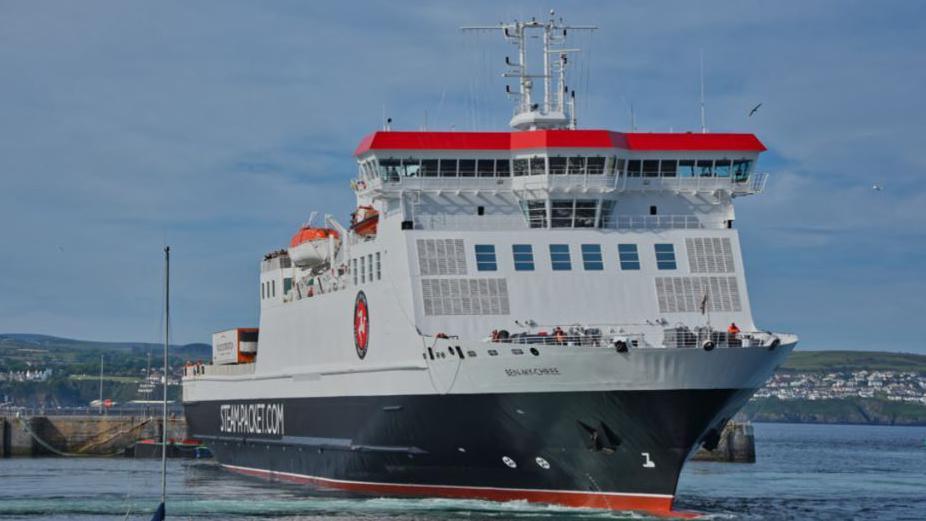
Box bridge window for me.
[379,158,401,181]
[696,160,713,177]
[551,200,574,228]
[513,158,529,176]
[549,156,567,175]
[627,160,642,177]
[475,245,497,271]
[529,156,546,175]
[733,159,752,181]
[512,244,535,271]
[618,244,640,270]
[496,159,511,177]
[655,243,677,270]
[421,159,438,177]
[587,156,606,175]
[477,159,495,177]
[549,244,572,271]
[642,160,660,177]
[439,159,457,177]
[403,158,421,177]
[581,244,604,271]
[660,160,677,177]
[678,160,696,177]
[459,159,476,177]
[714,160,732,178]
[567,156,584,175]
[612,157,625,175]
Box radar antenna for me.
[462,10,596,131]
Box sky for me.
[0,1,924,352]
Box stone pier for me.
[691,420,756,463]
[1,414,187,457]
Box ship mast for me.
[462,11,596,131]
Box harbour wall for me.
[691,420,756,463]
[0,414,187,457]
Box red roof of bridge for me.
[354,129,766,156]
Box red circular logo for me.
[354,291,369,359]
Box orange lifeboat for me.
[288,227,339,268]
[351,205,379,237]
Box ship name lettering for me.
[504,367,561,377]
[218,402,285,436]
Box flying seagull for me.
[748,103,762,117]
[872,184,884,191]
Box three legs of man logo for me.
[354,291,370,359]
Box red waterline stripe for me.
[221,463,697,518]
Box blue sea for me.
[0,423,923,520]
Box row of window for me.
[352,252,382,285]
[261,279,276,300]
[474,243,677,272]
[361,157,753,181]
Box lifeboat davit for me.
[351,205,379,237]
[288,227,339,268]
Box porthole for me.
[458,447,467,453]
[535,457,550,470]
[488,349,498,356]
[529,347,539,356]
[502,456,517,468]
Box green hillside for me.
[782,350,926,373]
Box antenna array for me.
[462,11,596,131]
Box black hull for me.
[184,389,754,512]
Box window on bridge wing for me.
[575,200,597,228]
[439,159,457,177]
[612,157,625,175]
[732,159,752,181]
[660,160,677,177]
[627,160,642,177]
[678,160,696,177]
[513,158,529,177]
[549,156,567,175]
[551,200,573,228]
[587,156,606,175]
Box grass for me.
[783,350,926,373]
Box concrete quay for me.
[0,414,187,457]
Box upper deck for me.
[352,129,768,198]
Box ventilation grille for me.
[686,237,735,273]
[421,278,510,316]
[655,276,742,313]
[417,239,467,276]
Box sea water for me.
[0,423,923,520]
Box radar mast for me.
[463,11,596,131]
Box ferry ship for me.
[183,14,796,516]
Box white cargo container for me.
[212,328,259,365]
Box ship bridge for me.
[352,129,767,232]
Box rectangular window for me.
[474,244,497,271]
[618,244,640,270]
[283,277,293,293]
[496,159,511,177]
[261,282,265,299]
[368,254,373,282]
[477,159,495,177]
[549,244,572,271]
[421,159,439,177]
[714,159,732,177]
[376,252,381,280]
[271,279,275,297]
[581,244,604,270]
[548,156,567,175]
[575,200,597,228]
[696,160,713,177]
[360,257,366,283]
[660,159,677,177]
[513,158,529,177]
[655,243,677,270]
[587,156,606,175]
[352,258,358,285]
[627,159,642,177]
[567,156,585,175]
[512,244,535,271]
[439,159,457,177]
[551,200,574,228]
[459,159,476,177]
[732,159,752,181]
[678,160,696,177]
[520,200,547,228]
[642,159,660,177]
[529,156,546,175]
[403,158,421,177]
